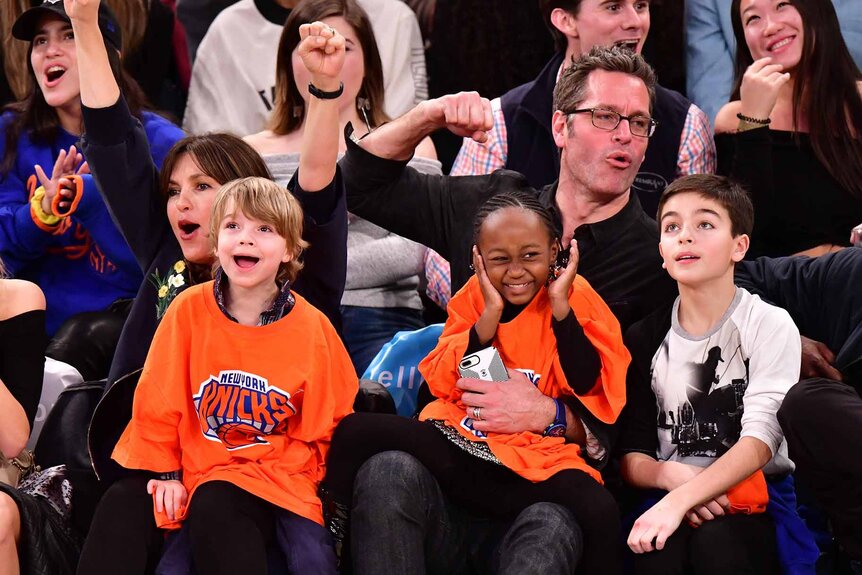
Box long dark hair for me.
[730,0,862,200]
[1,36,150,177]
[269,0,388,135]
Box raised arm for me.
[357,92,494,161]
[296,22,344,192]
[65,0,119,108]
[69,0,172,271]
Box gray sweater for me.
[265,153,442,309]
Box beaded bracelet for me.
[736,112,771,125]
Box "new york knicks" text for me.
[193,370,299,450]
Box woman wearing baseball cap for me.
[0,0,183,339]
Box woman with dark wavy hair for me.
[246,0,441,375]
[714,0,862,258]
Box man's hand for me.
[146,479,188,522]
[421,92,494,143]
[800,336,843,381]
[457,370,555,434]
[64,0,100,24]
[850,224,862,247]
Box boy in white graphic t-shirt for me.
[618,174,811,574]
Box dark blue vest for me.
[501,52,690,219]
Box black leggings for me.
[77,476,275,575]
[322,412,622,575]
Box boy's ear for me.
[550,7,578,38]
[731,234,750,263]
[282,249,294,264]
[552,110,569,149]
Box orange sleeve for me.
[558,276,631,424]
[111,296,190,473]
[418,281,483,402]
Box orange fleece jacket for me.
[419,275,630,483]
[113,282,358,528]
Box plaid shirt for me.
[212,268,296,325]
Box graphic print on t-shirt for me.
[192,370,301,451]
[653,326,750,459]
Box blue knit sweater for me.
[0,110,184,334]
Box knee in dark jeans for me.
[354,451,434,510]
[500,502,583,566]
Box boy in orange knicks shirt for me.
[94,22,356,575]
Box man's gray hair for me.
[553,45,657,115]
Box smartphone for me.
[458,346,509,382]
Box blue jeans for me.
[340,306,425,375]
[350,451,583,575]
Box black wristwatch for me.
[543,398,567,437]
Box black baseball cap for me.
[12,0,123,52]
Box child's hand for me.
[686,494,730,526]
[34,145,88,216]
[297,21,345,90]
[627,492,687,553]
[547,239,579,321]
[146,479,188,522]
[473,245,504,343]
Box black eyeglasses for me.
[566,108,658,138]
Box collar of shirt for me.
[212,268,295,325]
[539,183,648,255]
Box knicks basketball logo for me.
[192,370,300,450]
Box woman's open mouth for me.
[177,222,200,239]
[44,65,66,86]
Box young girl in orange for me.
[322,189,630,575]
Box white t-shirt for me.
[183,0,428,136]
[650,287,800,475]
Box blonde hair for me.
[209,177,309,284]
[1,0,33,100]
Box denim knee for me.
[353,451,435,509]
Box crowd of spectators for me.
[0,0,860,574]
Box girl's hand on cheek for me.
[297,21,345,90]
[548,239,578,321]
[473,245,503,343]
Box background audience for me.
[0,0,860,573]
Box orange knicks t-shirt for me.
[419,275,630,484]
[112,283,358,529]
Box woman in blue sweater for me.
[0,0,183,336]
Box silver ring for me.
[472,406,482,420]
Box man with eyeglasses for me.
[339,45,677,575]
[451,0,715,220]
